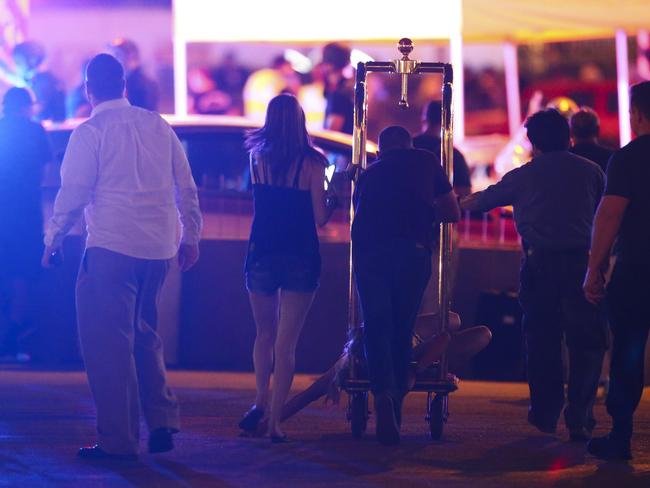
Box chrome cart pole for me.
[348,62,368,379]
[437,67,454,380]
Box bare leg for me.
[447,326,492,371]
[267,289,315,437]
[413,332,451,372]
[258,364,339,435]
[282,365,338,420]
[248,291,279,410]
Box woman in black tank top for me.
[238,94,336,442]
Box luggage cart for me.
[342,39,458,440]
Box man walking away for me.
[462,109,607,441]
[352,126,459,445]
[569,107,614,173]
[584,81,650,461]
[43,54,202,460]
[0,88,51,360]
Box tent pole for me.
[172,0,188,116]
[449,2,464,142]
[637,30,650,80]
[616,29,632,146]
[503,42,521,137]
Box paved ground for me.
[0,370,648,487]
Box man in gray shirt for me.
[462,109,607,441]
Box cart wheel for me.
[348,392,369,438]
[428,393,448,440]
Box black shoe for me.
[528,411,557,434]
[375,393,400,446]
[569,426,591,442]
[78,445,137,461]
[587,435,632,461]
[270,434,289,444]
[149,427,178,453]
[239,406,265,432]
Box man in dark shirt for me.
[109,38,159,111]
[413,100,472,196]
[322,43,354,135]
[352,126,459,445]
[0,87,52,358]
[10,41,66,122]
[569,107,614,173]
[462,109,607,441]
[583,81,650,461]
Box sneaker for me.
[587,435,632,461]
[238,406,264,432]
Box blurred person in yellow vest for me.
[244,55,300,124]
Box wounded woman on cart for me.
[238,311,491,436]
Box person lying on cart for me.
[240,310,490,436]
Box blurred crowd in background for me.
[1,0,650,165]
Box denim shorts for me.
[245,255,320,294]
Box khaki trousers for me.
[76,247,180,455]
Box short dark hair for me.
[378,125,412,153]
[2,87,33,115]
[12,41,45,70]
[570,107,600,140]
[322,43,350,70]
[85,53,125,101]
[424,100,442,127]
[525,109,570,152]
[630,81,650,120]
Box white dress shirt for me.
[45,98,202,260]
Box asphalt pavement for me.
[0,370,648,487]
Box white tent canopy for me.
[173,0,462,43]
[463,0,650,43]
[173,0,650,143]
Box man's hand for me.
[178,243,200,272]
[583,268,606,305]
[460,193,482,211]
[41,245,63,268]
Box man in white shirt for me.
[42,54,202,460]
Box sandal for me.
[238,406,265,432]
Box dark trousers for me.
[354,241,431,400]
[606,261,650,442]
[519,247,607,430]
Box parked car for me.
[45,114,377,242]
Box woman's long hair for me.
[245,94,324,185]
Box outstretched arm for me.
[460,168,521,213]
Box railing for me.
[458,209,521,249]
